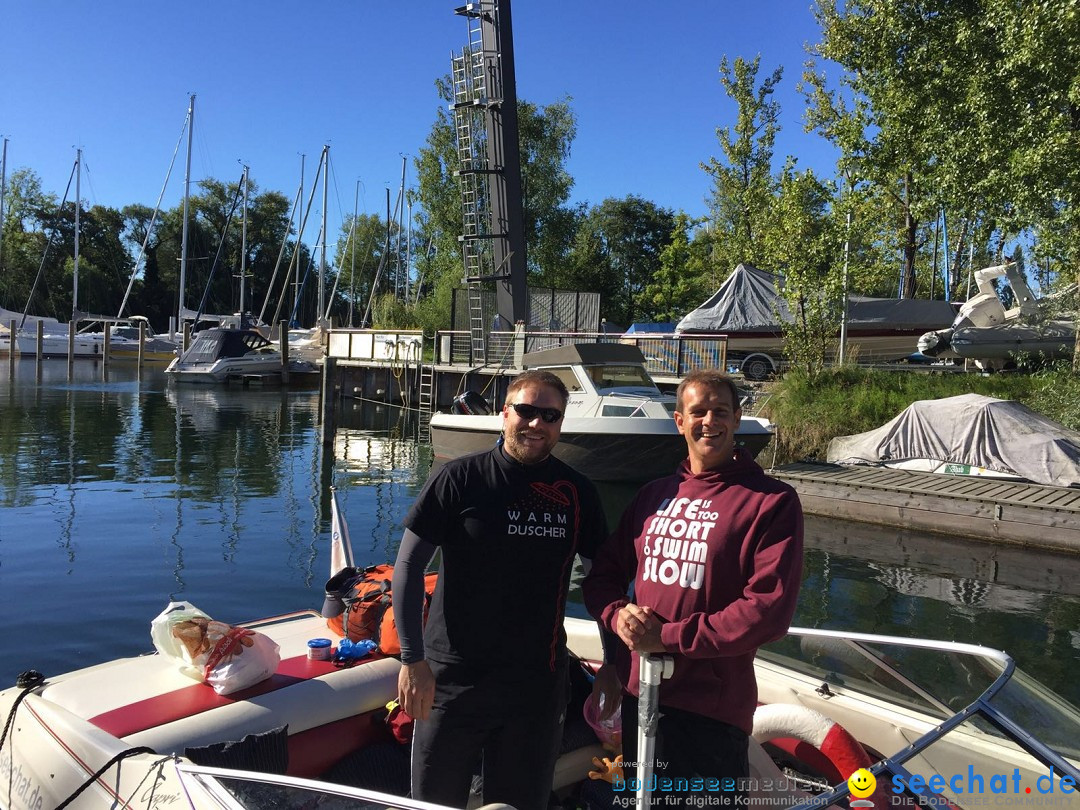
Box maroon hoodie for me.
[582,449,803,734]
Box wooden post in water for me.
[7,320,14,378]
[279,321,290,385]
[102,324,111,380]
[137,319,146,372]
[35,320,43,375]
[320,356,337,446]
[68,319,76,380]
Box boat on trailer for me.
[429,343,775,483]
[0,611,1077,809]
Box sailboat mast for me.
[295,153,304,322]
[239,164,249,322]
[0,138,8,273]
[318,144,328,327]
[349,179,358,327]
[396,155,406,300]
[73,148,81,322]
[178,93,195,331]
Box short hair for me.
[675,370,741,413]
[506,369,570,407]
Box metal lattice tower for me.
[452,1,528,365]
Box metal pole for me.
[350,180,359,327]
[0,137,8,273]
[296,153,305,324]
[178,94,194,336]
[942,210,951,300]
[636,653,674,806]
[930,211,940,301]
[838,169,854,366]
[239,165,249,323]
[73,148,81,324]
[318,145,328,328]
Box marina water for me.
[2,360,1079,706]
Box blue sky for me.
[1,1,837,248]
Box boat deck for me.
[770,462,1080,552]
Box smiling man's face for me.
[501,383,563,465]
[673,381,742,474]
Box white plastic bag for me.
[151,601,210,660]
[150,601,281,695]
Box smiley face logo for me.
[848,768,876,798]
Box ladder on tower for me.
[417,360,435,443]
[453,5,492,366]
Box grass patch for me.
[762,364,1080,465]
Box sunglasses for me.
[508,402,563,424]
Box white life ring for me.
[752,703,873,782]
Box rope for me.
[2,671,45,808]
[54,746,157,809]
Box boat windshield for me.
[177,764,441,810]
[765,630,1080,810]
[585,363,659,392]
[802,712,1080,810]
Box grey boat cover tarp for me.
[827,393,1080,487]
[676,263,954,333]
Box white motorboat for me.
[107,318,180,363]
[429,343,775,482]
[164,328,301,384]
[918,261,1076,370]
[11,328,105,359]
[1,610,1077,809]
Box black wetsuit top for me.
[399,443,607,672]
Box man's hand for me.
[591,662,623,720]
[616,603,666,653]
[397,660,435,721]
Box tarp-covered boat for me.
[677,264,955,379]
[827,394,1080,487]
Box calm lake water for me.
[2,359,1079,707]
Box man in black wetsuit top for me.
[392,370,609,810]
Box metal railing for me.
[432,329,729,379]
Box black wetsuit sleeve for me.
[392,528,437,665]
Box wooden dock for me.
[770,462,1080,553]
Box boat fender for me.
[451,391,492,416]
[752,703,872,784]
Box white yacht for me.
[164,328,290,384]
[429,343,774,482]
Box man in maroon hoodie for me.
[583,369,803,804]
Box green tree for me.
[565,196,677,327]
[804,0,1080,314]
[0,168,53,314]
[701,55,783,279]
[639,213,711,322]
[768,166,839,376]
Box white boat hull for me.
[430,412,774,482]
[13,332,104,359]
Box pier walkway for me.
[770,462,1080,553]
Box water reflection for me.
[334,397,432,563]
[799,515,1080,706]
